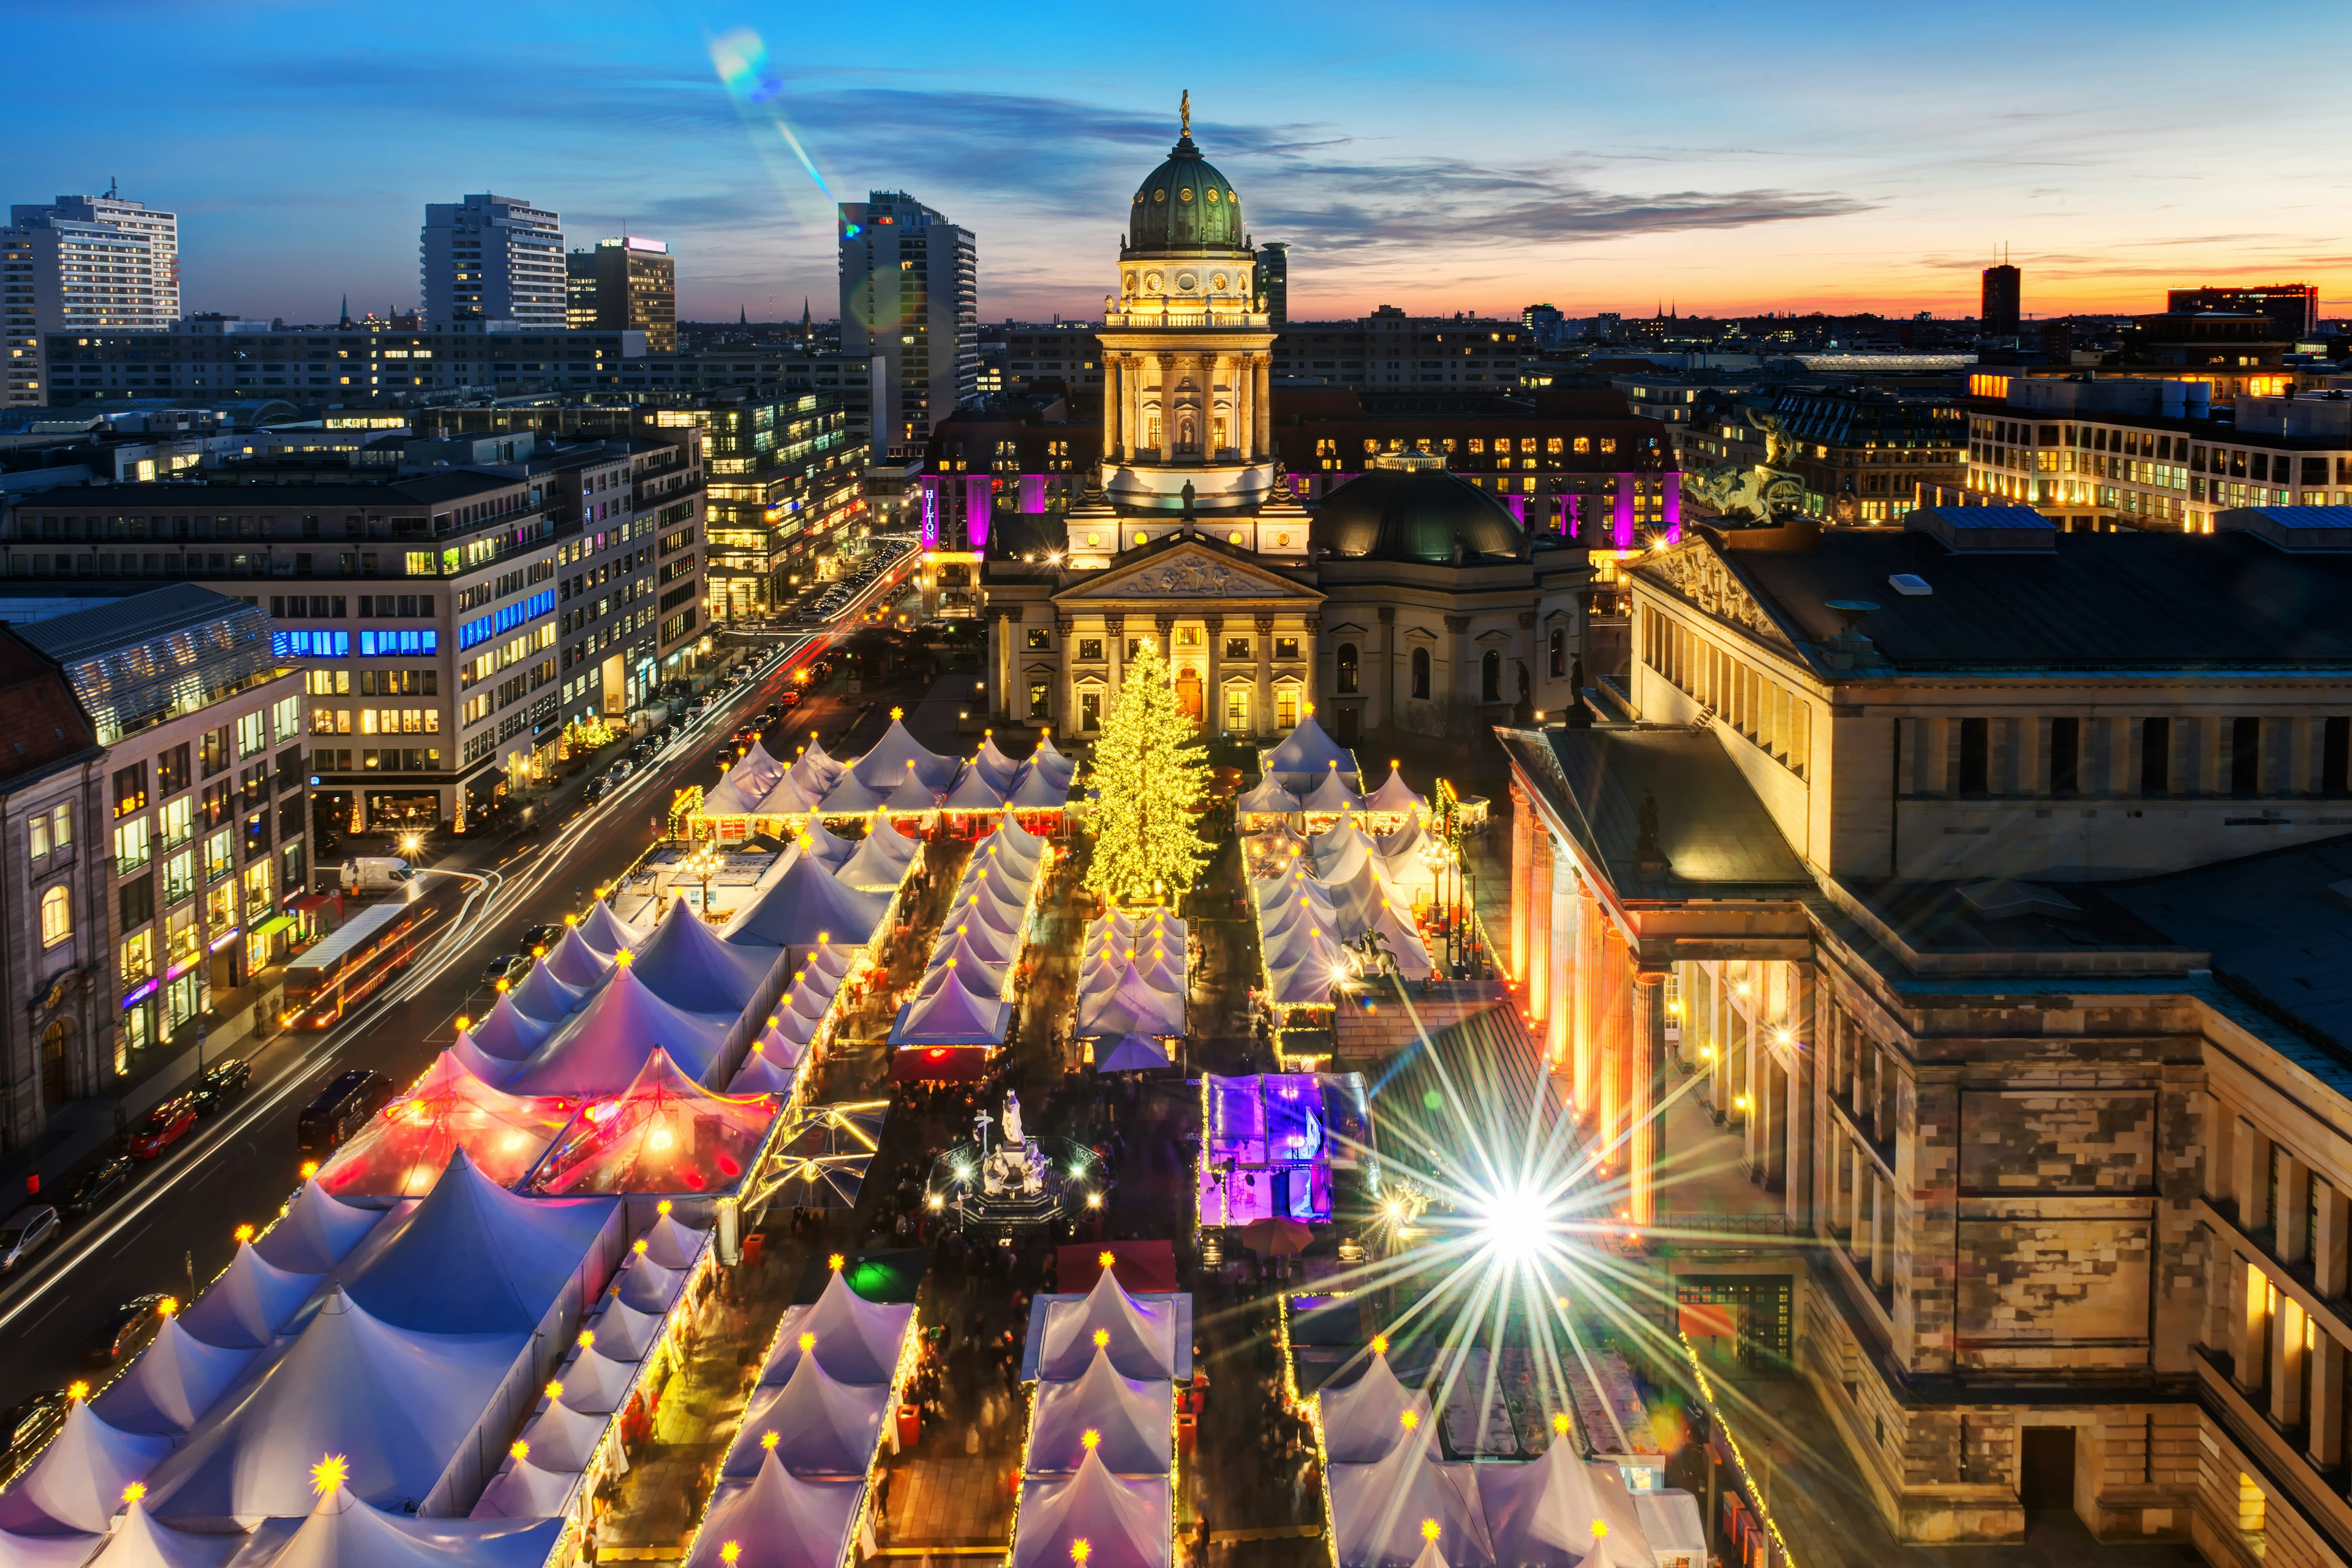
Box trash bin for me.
[743,1233,764,1268]
[897,1403,921,1449]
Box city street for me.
[0,556,922,1417]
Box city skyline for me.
[6,0,2350,326]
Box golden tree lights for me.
[1082,639,1208,908]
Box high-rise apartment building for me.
[420,194,565,328]
[4,192,180,407]
[2165,282,2318,341]
[566,236,677,352]
[837,191,976,458]
[1981,260,2022,337]
[1259,241,1289,325]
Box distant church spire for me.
[739,304,747,325]
[338,293,350,326]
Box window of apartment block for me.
[157,743,190,797]
[113,762,147,817]
[2142,717,2173,795]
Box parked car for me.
[0,1391,68,1469]
[126,1098,197,1160]
[605,758,633,782]
[0,1205,59,1272]
[189,1058,251,1118]
[83,1294,173,1368]
[520,922,563,952]
[58,1156,132,1219]
[481,954,525,985]
[581,777,609,805]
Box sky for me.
[9,0,2352,326]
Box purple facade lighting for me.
[919,477,940,549]
[1663,480,1683,544]
[965,478,992,551]
[1018,474,1046,514]
[1613,473,1635,549]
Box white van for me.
[339,857,414,895]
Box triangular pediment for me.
[1055,540,1322,604]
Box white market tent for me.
[722,1354,889,1480]
[252,1183,380,1276]
[630,896,783,1013]
[1026,1346,1171,1477]
[1326,1440,1492,1568]
[268,1485,562,1568]
[1036,1271,1177,1382]
[500,966,737,1095]
[1475,1442,1653,1568]
[92,1320,257,1437]
[682,1452,864,1568]
[537,927,612,992]
[850,716,959,792]
[573,902,647,959]
[1008,1449,1168,1568]
[722,856,888,952]
[341,1152,617,1335]
[0,1400,174,1536]
[756,1270,916,1389]
[888,981,1009,1048]
[1316,1354,1435,1465]
[180,1242,322,1350]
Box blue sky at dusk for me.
[9,0,2350,325]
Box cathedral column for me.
[1527,827,1553,1024]
[1101,358,1121,461]
[1631,968,1666,1227]
[1105,612,1127,701]
[1156,356,1175,462]
[1124,356,1143,463]
[1508,785,1533,981]
[1254,357,1272,461]
[1253,614,1273,739]
[1233,354,1250,462]
[1205,616,1224,734]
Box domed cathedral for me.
[1090,90,1292,532]
[980,97,1590,748]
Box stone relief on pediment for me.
[1062,546,1313,600]
[1650,546,1779,641]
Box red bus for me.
[283,899,432,1028]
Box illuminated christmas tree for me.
[1084,638,1208,907]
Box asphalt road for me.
[0,541,924,1413]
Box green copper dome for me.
[1129,131,1246,255]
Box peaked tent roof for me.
[181,1242,322,1350]
[548,1344,638,1416]
[1005,764,1073,810]
[1236,777,1303,815]
[889,982,1009,1047]
[538,927,612,992]
[530,1049,778,1197]
[684,1452,864,1568]
[638,1213,708,1271]
[582,1300,660,1362]
[141,1290,524,1523]
[1038,1272,1177,1382]
[447,1031,517,1088]
[972,734,1023,788]
[728,739,787,797]
[254,1183,382,1276]
[470,992,561,1057]
[502,968,735,1095]
[345,1151,616,1333]
[724,1354,888,1479]
[1317,1355,1434,1465]
[0,1528,107,1568]
[1362,767,1427,814]
[834,832,917,892]
[574,902,647,958]
[0,1400,175,1534]
[504,962,588,1028]
[750,772,818,816]
[631,897,779,1011]
[471,1455,582,1524]
[941,764,1009,811]
[1026,1346,1171,1476]
[1300,767,1364,814]
[269,1488,561,1568]
[815,771,888,815]
[1008,1449,1169,1568]
[880,767,942,813]
[1476,1444,1647,1568]
[1098,1033,1172,1072]
[728,1049,799,1096]
[1263,714,1352,778]
[83,1502,253,1568]
[722,856,888,950]
[786,739,845,796]
[1078,965,1184,1039]
[793,815,855,867]
[758,1271,916,1387]
[316,1055,573,1197]
[850,717,958,790]
[93,1319,258,1436]
[1327,1444,1492,1568]
[508,1399,605,1473]
[696,768,766,818]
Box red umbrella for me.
[1235,1216,1314,1256]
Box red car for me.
[127,1097,197,1160]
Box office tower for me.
[565,236,676,352]
[4,191,180,407]
[1259,241,1289,325]
[837,191,976,457]
[420,194,564,327]
[2165,283,2318,341]
[566,251,600,330]
[1981,261,2021,337]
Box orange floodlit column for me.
[1630,970,1665,1227]
[1508,783,1533,981]
[1526,833,1553,1024]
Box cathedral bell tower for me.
[1094,94,1278,516]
